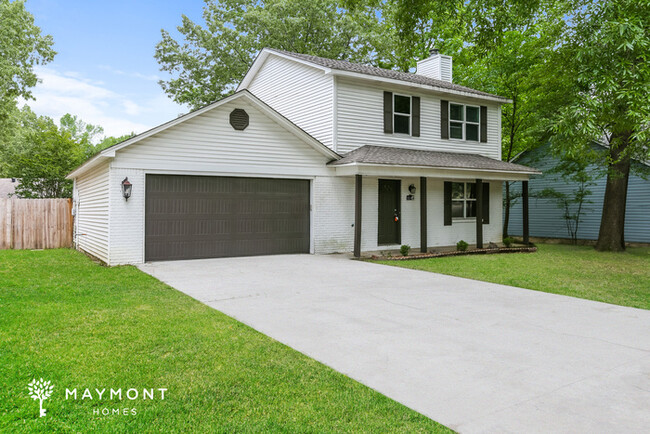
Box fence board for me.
[0,198,73,250]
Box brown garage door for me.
[145,175,310,261]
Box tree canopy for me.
[155,0,387,108]
[0,0,55,124]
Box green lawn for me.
[0,249,450,433]
[375,244,650,310]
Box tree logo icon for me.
[28,378,54,417]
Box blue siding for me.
[506,144,650,243]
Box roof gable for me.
[67,90,339,179]
[239,48,509,103]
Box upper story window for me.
[383,91,420,137]
[393,94,411,134]
[449,103,480,141]
[451,182,476,219]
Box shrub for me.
[400,245,411,256]
[456,240,468,251]
[503,237,514,248]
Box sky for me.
[23,0,207,138]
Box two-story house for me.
[67,48,539,264]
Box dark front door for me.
[378,179,401,245]
[145,175,310,261]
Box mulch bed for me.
[369,246,537,261]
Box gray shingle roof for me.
[268,49,507,101]
[328,145,541,174]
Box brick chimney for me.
[416,48,453,82]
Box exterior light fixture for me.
[121,177,132,201]
[408,184,416,194]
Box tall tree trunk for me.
[595,131,631,252]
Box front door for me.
[378,179,401,245]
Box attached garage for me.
[145,174,310,261]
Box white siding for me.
[74,161,109,262]
[246,55,334,149]
[416,55,453,82]
[313,176,502,254]
[336,77,502,159]
[108,98,333,265]
[111,99,332,176]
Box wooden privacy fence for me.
[0,198,73,250]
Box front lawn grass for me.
[375,244,650,310]
[0,249,450,433]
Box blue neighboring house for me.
[506,142,650,243]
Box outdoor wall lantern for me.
[121,177,132,201]
[408,184,416,194]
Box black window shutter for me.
[411,96,420,137]
[444,181,452,226]
[482,182,490,224]
[480,106,488,143]
[441,100,449,139]
[383,91,393,133]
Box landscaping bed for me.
[370,246,537,261]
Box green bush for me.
[400,244,411,256]
[456,240,468,251]
[503,237,514,247]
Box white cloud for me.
[24,66,186,138]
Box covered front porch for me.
[327,145,540,257]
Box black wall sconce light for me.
[406,184,416,201]
[121,177,132,201]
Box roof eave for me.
[331,70,511,103]
[330,161,540,176]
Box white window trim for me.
[451,182,477,220]
[393,94,412,135]
[449,103,480,142]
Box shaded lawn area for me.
[375,244,650,310]
[0,249,450,433]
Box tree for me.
[155,0,386,108]
[551,0,650,251]
[59,113,104,157]
[0,0,55,126]
[537,154,597,244]
[4,112,85,198]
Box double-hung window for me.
[393,94,411,134]
[451,182,476,219]
[449,103,480,141]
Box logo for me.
[28,378,54,417]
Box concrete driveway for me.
[139,254,650,433]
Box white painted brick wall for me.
[313,176,503,254]
[108,167,145,265]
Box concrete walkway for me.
[139,254,650,433]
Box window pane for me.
[466,200,476,218]
[394,114,410,134]
[450,103,464,121]
[466,123,479,141]
[394,95,410,114]
[466,106,479,123]
[452,182,465,199]
[450,122,463,139]
[452,201,464,218]
[466,183,476,198]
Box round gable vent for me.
[229,109,249,130]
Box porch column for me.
[354,174,362,258]
[420,176,427,253]
[475,178,483,249]
[522,180,529,246]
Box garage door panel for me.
[145,175,310,261]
